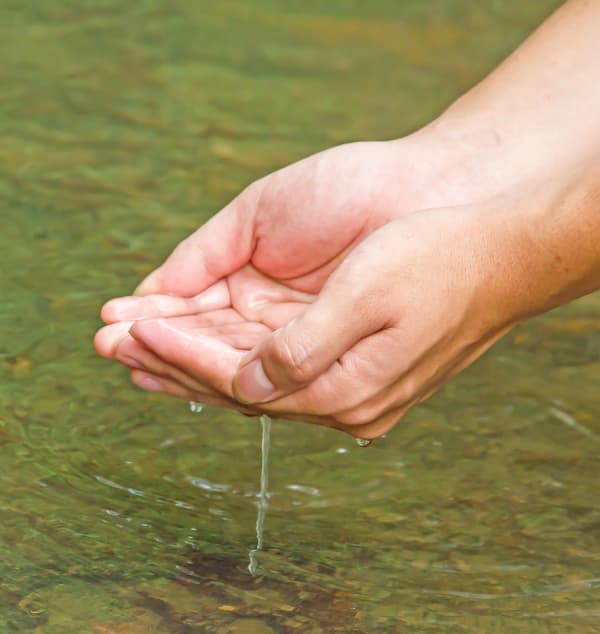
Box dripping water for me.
[248,414,271,575]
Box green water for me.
[3,0,600,632]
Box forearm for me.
[423,0,600,202]
[492,158,600,326]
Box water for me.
[4,0,600,632]
[248,415,271,576]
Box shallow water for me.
[4,1,600,632]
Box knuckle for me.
[271,331,314,384]
[297,375,344,416]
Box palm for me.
[238,141,418,291]
[130,140,441,298]
[94,266,316,416]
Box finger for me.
[337,407,407,440]
[129,318,245,396]
[128,369,338,423]
[94,309,247,359]
[226,264,315,319]
[131,358,379,432]
[129,369,257,414]
[128,315,272,350]
[249,327,403,417]
[101,281,231,323]
[118,318,273,395]
[94,321,135,358]
[112,335,223,396]
[123,333,357,428]
[232,266,386,405]
[96,324,227,399]
[134,185,261,297]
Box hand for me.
[94,160,600,440]
[95,266,315,414]
[227,164,600,438]
[95,131,494,415]
[95,198,525,436]
[229,205,522,438]
[134,165,597,440]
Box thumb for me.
[134,185,260,297]
[232,273,384,404]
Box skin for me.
[95,0,600,438]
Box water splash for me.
[355,437,372,448]
[248,414,271,575]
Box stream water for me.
[4,1,600,633]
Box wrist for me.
[401,110,515,212]
[521,162,600,312]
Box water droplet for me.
[355,437,372,448]
[189,401,204,413]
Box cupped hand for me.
[227,203,525,438]
[136,136,466,298]
[96,195,527,437]
[96,134,474,417]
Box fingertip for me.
[100,302,112,324]
[93,321,134,358]
[133,267,162,296]
[101,296,141,323]
[93,327,108,357]
[128,318,151,343]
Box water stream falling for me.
[248,414,271,575]
[191,401,271,574]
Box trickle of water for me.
[355,437,372,448]
[248,414,271,575]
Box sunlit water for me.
[4,1,600,632]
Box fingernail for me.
[235,359,275,403]
[138,376,164,392]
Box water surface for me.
[5,1,600,632]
